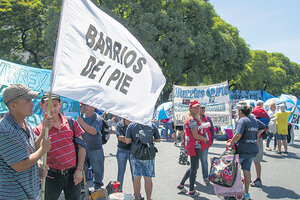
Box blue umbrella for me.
[277,94,299,111]
[155,102,173,120]
[264,97,279,110]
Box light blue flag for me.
[0,59,80,127]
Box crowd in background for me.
[0,84,297,200]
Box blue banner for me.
[262,90,275,102]
[230,90,262,100]
[0,59,51,92]
[0,59,80,127]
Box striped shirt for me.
[34,113,84,170]
[0,114,39,200]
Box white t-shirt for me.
[268,110,277,133]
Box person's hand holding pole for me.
[41,92,52,200]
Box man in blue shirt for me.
[0,84,51,199]
[125,122,160,200]
[77,104,104,191]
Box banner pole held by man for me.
[40,93,52,200]
[40,0,67,198]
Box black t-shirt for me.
[235,116,266,155]
[115,121,131,150]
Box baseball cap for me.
[189,100,201,108]
[41,91,61,102]
[3,84,39,104]
[279,104,286,111]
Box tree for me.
[233,50,300,97]
[1,0,299,99]
[0,0,61,68]
[96,0,251,100]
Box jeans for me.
[130,154,155,177]
[266,132,277,148]
[117,148,133,187]
[90,148,105,190]
[239,154,255,171]
[45,168,81,200]
[289,127,294,144]
[164,123,173,139]
[199,147,209,179]
[180,148,201,191]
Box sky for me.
[209,0,300,64]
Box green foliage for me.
[0,0,61,68]
[234,50,300,97]
[0,0,299,98]
[97,0,251,99]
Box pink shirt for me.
[34,113,84,170]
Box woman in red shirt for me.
[177,100,208,196]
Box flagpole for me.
[40,0,66,199]
[40,93,52,200]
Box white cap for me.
[280,104,286,112]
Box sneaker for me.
[277,151,282,154]
[177,184,187,193]
[265,147,272,151]
[243,192,251,200]
[273,147,277,151]
[251,179,262,187]
[203,178,210,186]
[283,151,288,154]
[187,190,200,196]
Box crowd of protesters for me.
[0,84,297,200]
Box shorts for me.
[276,133,287,140]
[175,126,183,131]
[253,137,263,163]
[239,154,255,171]
[130,154,155,177]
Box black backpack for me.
[130,125,158,160]
[101,119,110,144]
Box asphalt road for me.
[60,129,300,200]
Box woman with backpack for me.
[177,100,208,196]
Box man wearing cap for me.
[0,84,51,199]
[34,92,86,200]
[274,104,296,154]
[125,122,161,200]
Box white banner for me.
[173,82,231,126]
[51,0,165,126]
